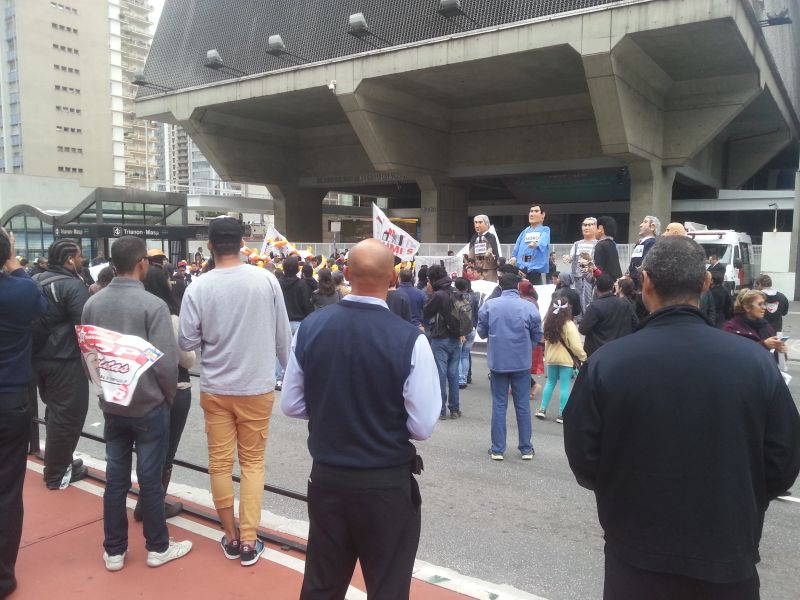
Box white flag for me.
[372,203,420,258]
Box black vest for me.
[294,299,421,468]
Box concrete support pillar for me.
[267,185,327,242]
[627,161,676,243]
[416,177,469,243]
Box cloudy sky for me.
[151,0,166,27]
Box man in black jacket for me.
[32,239,91,489]
[564,236,800,599]
[593,216,623,281]
[578,274,637,356]
[275,256,313,389]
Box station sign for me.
[54,224,195,239]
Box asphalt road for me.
[60,342,800,600]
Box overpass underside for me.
[136,0,798,243]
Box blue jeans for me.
[541,364,574,414]
[459,330,476,385]
[103,403,170,555]
[489,370,533,455]
[430,337,461,415]
[275,321,302,381]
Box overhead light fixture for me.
[131,69,175,91]
[267,34,308,64]
[203,48,250,76]
[347,12,394,48]
[760,8,792,26]
[437,0,480,28]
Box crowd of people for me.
[1,206,799,599]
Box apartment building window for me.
[54,84,80,94]
[50,2,78,14]
[56,125,82,134]
[55,105,81,114]
[52,43,79,55]
[57,145,82,154]
[51,23,78,34]
[57,166,84,173]
[54,64,80,74]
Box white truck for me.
[685,225,755,291]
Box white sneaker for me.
[146,539,192,567]
[535,409,546,420]
[103,551,126,572]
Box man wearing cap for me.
[179,216,292,566]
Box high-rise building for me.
[0,0,160,188]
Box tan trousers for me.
[200,391,273,541]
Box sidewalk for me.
[15,458,471,600]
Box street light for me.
[267,34,308,64]
[437,0,480,27]
[347,12,394,49]
[769,202,779,232]
[131,69,175,92]
[204,49,251,76]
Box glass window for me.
[143,203,165,224]
[103,201,123,223]
[165,205,183,225]
[122,202,144,224]
[77,202,97,224]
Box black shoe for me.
[439,412,448,420]
[466,375,472,384]
[240,539,265,567]
[220,535,241,560]
[458,383,467,389]
[275,379,283,391]
[450,410,462,419]
[46,464,88,490]
[72,458,83,470]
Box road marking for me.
[27,457,549,600]
[777,495,800,504]
[90,422,101,427]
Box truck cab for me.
[685,227,754,291]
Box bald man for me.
[281,239,440,600]
[664,222,687,236]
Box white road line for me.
[777,495,800,504]
[26,458,548,600]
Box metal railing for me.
[28,378,308,553]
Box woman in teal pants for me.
[536,296,587,423]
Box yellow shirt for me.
[544,320,587,367]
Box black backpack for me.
[446,291,474,337]
[30,273,73,354]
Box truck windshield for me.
[697,243,732,263]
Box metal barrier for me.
[30,413,308,553]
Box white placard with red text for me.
[75,325,163,407]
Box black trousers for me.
[0,391,31,598]
[301,462,421,600]
[604,551,760,600]
[34,358,89,485]
[526,271,543,285]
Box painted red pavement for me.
[14,463,470,599]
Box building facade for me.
[0,0,160,189]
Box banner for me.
[373,203,420,258]
[259,226,296,256]
[75,325,164,407]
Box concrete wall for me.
[756,0,800,118]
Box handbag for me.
[558,333,583,375]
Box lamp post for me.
[768,202,778,232]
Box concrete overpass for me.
[136,0,799,244]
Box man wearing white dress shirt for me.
[281,238,440,600]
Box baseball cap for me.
[208,216,242,244]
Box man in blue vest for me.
[281,238,440,600]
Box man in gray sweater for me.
[82,236,192,572]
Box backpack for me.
[30,273,73,354]
[446,291,474,337]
